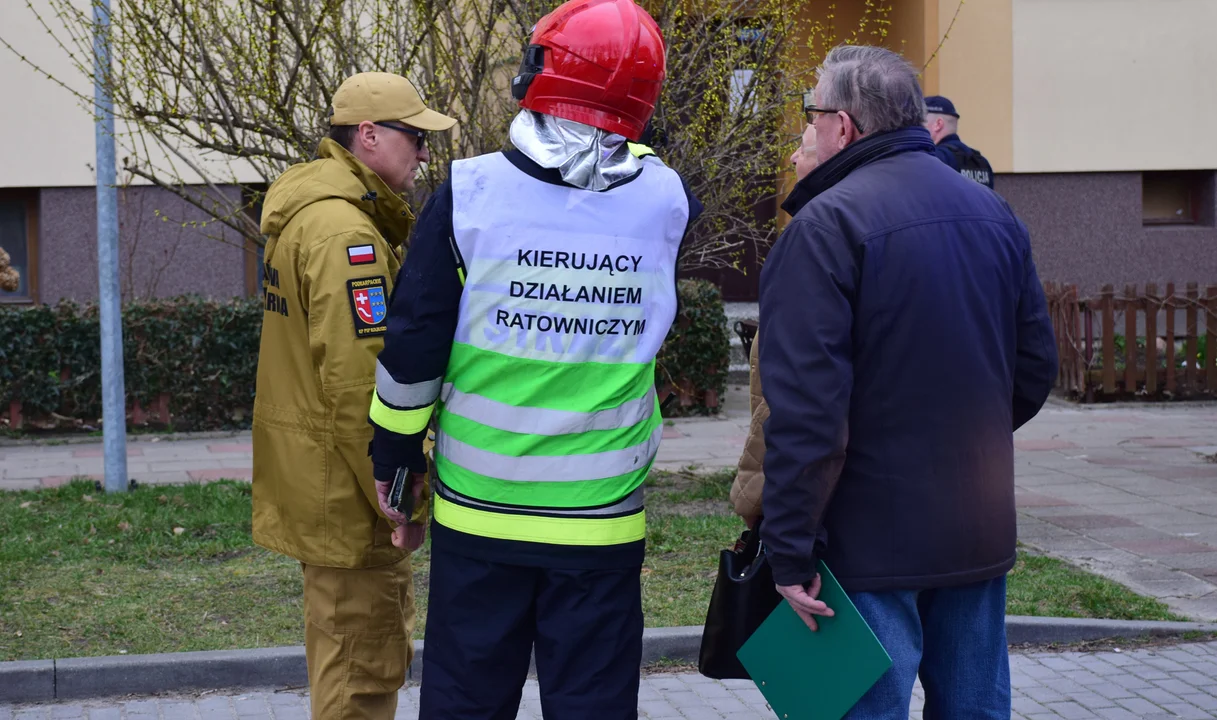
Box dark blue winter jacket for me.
[758,126,1057,592]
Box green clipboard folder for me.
[735,561,892,720]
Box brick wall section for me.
[37,185,249,303]
[998,171,1217,297]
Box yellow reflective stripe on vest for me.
[369,393,434,435]
[433,494,645,546]
[628,142,655,159]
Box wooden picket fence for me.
[1045,282,1217,401]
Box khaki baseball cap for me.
[330,72,457,132]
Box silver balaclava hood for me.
[508,109,642,192]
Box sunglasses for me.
[374,122,427,150]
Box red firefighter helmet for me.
[511,0,665,141]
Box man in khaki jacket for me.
[731,122,819,525]
[252,72,455,720]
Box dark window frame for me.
[0,189,39,305]
[1142,170,1216,228]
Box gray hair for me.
[816,45,926,135]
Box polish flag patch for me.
[347,244,376,265]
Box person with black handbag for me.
[699,120,823,680]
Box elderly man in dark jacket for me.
[758,45,1057,718]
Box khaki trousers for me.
[302,557,416,720]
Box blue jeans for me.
[843,575,1010,720]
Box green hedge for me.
[0,282,729,433]
[0,298,261,432]
[655,279,730,416]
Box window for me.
[242,184,267,297]
[1142,170,1216,227]
[0,191,37,303]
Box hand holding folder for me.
[775,572,836,632]
[736,561,892,720]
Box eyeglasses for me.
[804,106,865,134]
[374,122,426,150]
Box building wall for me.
[999,172,1217,297]
[928,0,1014,173]
[37,186,249,304]
[1011,0,1217,173]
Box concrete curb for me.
[3,618,1216,704]
[0,430,248,448]
[1004,615,1217,645]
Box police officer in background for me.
[251,72,455,720]
[367,0,701,716]
[924,95,995,189]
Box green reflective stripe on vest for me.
[433,494,646,546]
[369,393,433,435]
[434,453,646,509]
[438,404,660,459]
[446,342,654,412]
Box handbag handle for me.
[739,517,765,564]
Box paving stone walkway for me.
[4,641,1217,719]
[3,391,1217,619]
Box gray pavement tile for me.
[1182,694,1217,711]
[1012,697,1048,715]
[659,691,707,709]
[1126,664,1173,681]
[1023,686,1069,704]
[1022,662,1066,678]
[162,700,201,720]
[1142,655,1194,672]
[1160,704,1216,720]
[1134,686,1186,705]
[1084,681,1138,700]
[86,711,120,720]
[638,700,681,718]
[48,707,85,720]
[1059,669,1107,687]
[1068,690,1119,710]
[1042,678,1089,695]
[703,697,752,715]
[1116,696,1169,715]
[688,682,734,699]
[233,695,271,717]
[1088,708,1143,720]
[647,675,687,692]
[1041,702,1099,720]
[1156,677,1206,695]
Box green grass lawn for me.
[0,471,1184,662]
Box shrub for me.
[1,282,731,431]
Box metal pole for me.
[94,0,128,493]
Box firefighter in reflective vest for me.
[367,0,701,716]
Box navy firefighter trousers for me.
[417,544,644,719]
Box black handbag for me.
[698,519,783,679]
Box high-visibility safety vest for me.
[432,152,687,548]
